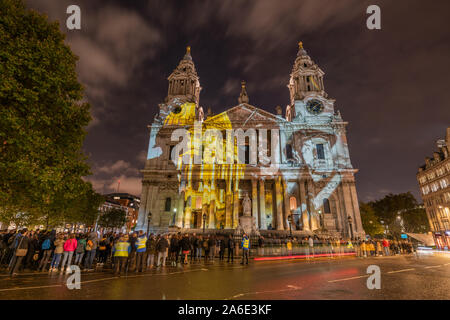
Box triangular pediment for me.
[205,103,287,126]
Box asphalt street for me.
[0,254,448,299]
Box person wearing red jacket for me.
[382,238,390,256]
[60,233,77,274]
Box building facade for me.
[417,127,450,249]
[136,43,364,238]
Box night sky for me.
[27,0,450,202]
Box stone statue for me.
[242,192,251,216]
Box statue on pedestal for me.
[242,192,251,217]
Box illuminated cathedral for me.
[136,43,364,238]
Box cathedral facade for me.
[136,43,364,238]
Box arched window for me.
[290,196,297,210]
[165,198,171,212]
[323,198,331,214]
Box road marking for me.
[328,275,370,283]
[227,285,302,300]
[0,284,62,292]
[386,268,415,274]
[424,265,442,269]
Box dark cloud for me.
[27,0,450,201]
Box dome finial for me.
[186,46,191,54]
[298,41,303,49]
[241,80,246,88]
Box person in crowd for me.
[202,236,210,263]
[135,230,147,272]
[227,234,234,263]
[50,233,65,272]
[113,235,130,277]
[208,235,216,263]
[287,238,293,256]
[169,234,179,266]
[240,233,250,265]
[258,236,265,256]
[146,234,156,269]
[180,233,191,264]
[9,230,29,276]
[60,233,77,273]
[128,232,138,272]
[98,235,108,265]
[25,232,39,270]
[84,231,98,271]
[376,240,383,256]
[38,232,53,271]
[308,236,314,258]
[219,236,226,261]
[382,238,390,256]
[189,233,197,263]
[156,234,169,267]
[195,235,202,262]
[74,234,86,266]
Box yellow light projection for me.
[164,102,196,126]
[166,102,247,229]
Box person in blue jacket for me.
[240,233,250,265]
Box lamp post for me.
[146,212,152,237]
[347,215,353,240]
[202,213,207,233]
[288,214,293,237]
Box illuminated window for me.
[323,199,331,213]
[289,197,297,210]
[196,197,202,209]
[316,144,325,160]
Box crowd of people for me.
[0,229,253,276]
[0,228,415,277]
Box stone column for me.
[299,179,310,231]
[349,181,363,236]
[275,177,283,230]
[184,195,192,229]
[307,179,318,230]
[342,180,355,238]
[208,199,216,229]
[252,179,258,228]
[233,192,240,229]
[282,179,291,230]
[175,191,185,228]
[259,179,266,229]
[225,193,233,229]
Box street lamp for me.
[287,215,293,237]
[347,215,353,240]
[146,212,152,237]
[202,213,207,233]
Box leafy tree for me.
[0,0,95,226]
[369,192,430,237]
[360,202,384,237]
[98,208,127,230]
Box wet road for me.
[0,254,449,299]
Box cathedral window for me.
[286,144,293,160]
[323,199,331,214]
[165,198,172,212]
[289,196,297,210]
[316,144,325,160]
[244,145,250,164]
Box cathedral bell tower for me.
[287,42,326,105]
[166,46,202,105]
